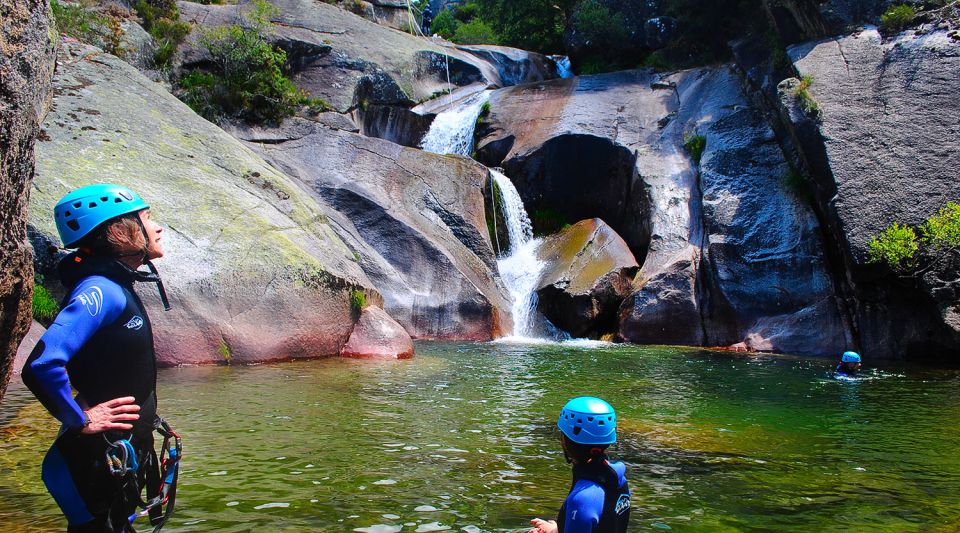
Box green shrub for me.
[431,9,459,38]
[921,202,960,251]
[782,166,813,201]
[134,0,179,30]
[868,222,919,272]
[684,134,706,165]
[452,18,498,44]
[453,2,481,23]
[150,17,191,70]
[880,4,916,32]
[33,283,60,326]
[578,55,613,75]
[178,0,308,123]
[51,0,104,43]
[350,289,367,314]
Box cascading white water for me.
[419,90,492,156]
[490,169,546,339]
[550,55,574,78]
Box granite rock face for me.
[341,305,415,360]
[31,42,381,366]
[0,0,56,401]
[535,219,638,338]
[784,29,960,359]
[235,119,512,340]
[478,66,846,354]
[177,0,555,114]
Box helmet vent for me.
[587,417,594,421]
[114,198,122,203]
[573,426,582,435]
[67,220,80,231]
[100,196,108,202]
[64,211,71,217]
[73,201,82,208]
[598,421,604,425]
[88,202,97,208]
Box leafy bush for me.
[868,222,919,272]
[795,75,820,117]
[921,202,960,251]
[880,4,916,32]
[32,282,60,326]
[431,9,458,38]
[640,50,673,71]
[134,0,179,30]
[51,0,104,43]
[684,134,706,165]
[452,19,498,45]
[150,17,191,70]
[179,0,309,123]
[454,2,481,22]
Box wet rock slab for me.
[341,305,414,360]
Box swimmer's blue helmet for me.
[841,351,861,363]
[54,184,149,248]
[558,396,617,445]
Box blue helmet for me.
[557,396,616,445]
[54,184,149,248]
[841,351,861,363]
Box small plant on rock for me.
[795,74,820,117]
[868,202,960,275]
[32,280,60,326]
[350,289,367,315]
[869,222,919,273]
[880,4,917,33]
[684,133,707,165]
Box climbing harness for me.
[104,418,182,532]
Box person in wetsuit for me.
[836,351,862,376]
[22,184,171,532]
[530,397,631,533]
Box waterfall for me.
[419,90,492,156]
[490,169,545,339]
[550,55,574,78]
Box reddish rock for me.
[341,306,414,360]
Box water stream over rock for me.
[418,90,492,156]
[490,169,545,339]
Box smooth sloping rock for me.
[12,321,46,376]
[236,118,512,340]
[0,0,56,401]
[341,305,414,359]
[787,29,960,358]
[31,42,379,366]
[478,66,845,354]
[535,219,638,338]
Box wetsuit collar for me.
[59,252,172,310]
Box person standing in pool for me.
[529,397,631,533]
[22,184,174,532]
[836,351,862,376]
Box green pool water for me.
[2,341,959,532]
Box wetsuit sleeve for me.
[21,277,126,429]
[563,481,605,533]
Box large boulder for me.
[177,0,556,114]
[12,321,46,377]
[0,0,56,401]
[31,42,383,366]
[784,29,960,359]
[535,219,638,338]
[341,305,414,359]
[478,66,847,355]
[233,118,512,340]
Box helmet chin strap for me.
[116,213,172,311]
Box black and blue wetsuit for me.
[556,459,630,532]
[22,252,161,532]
